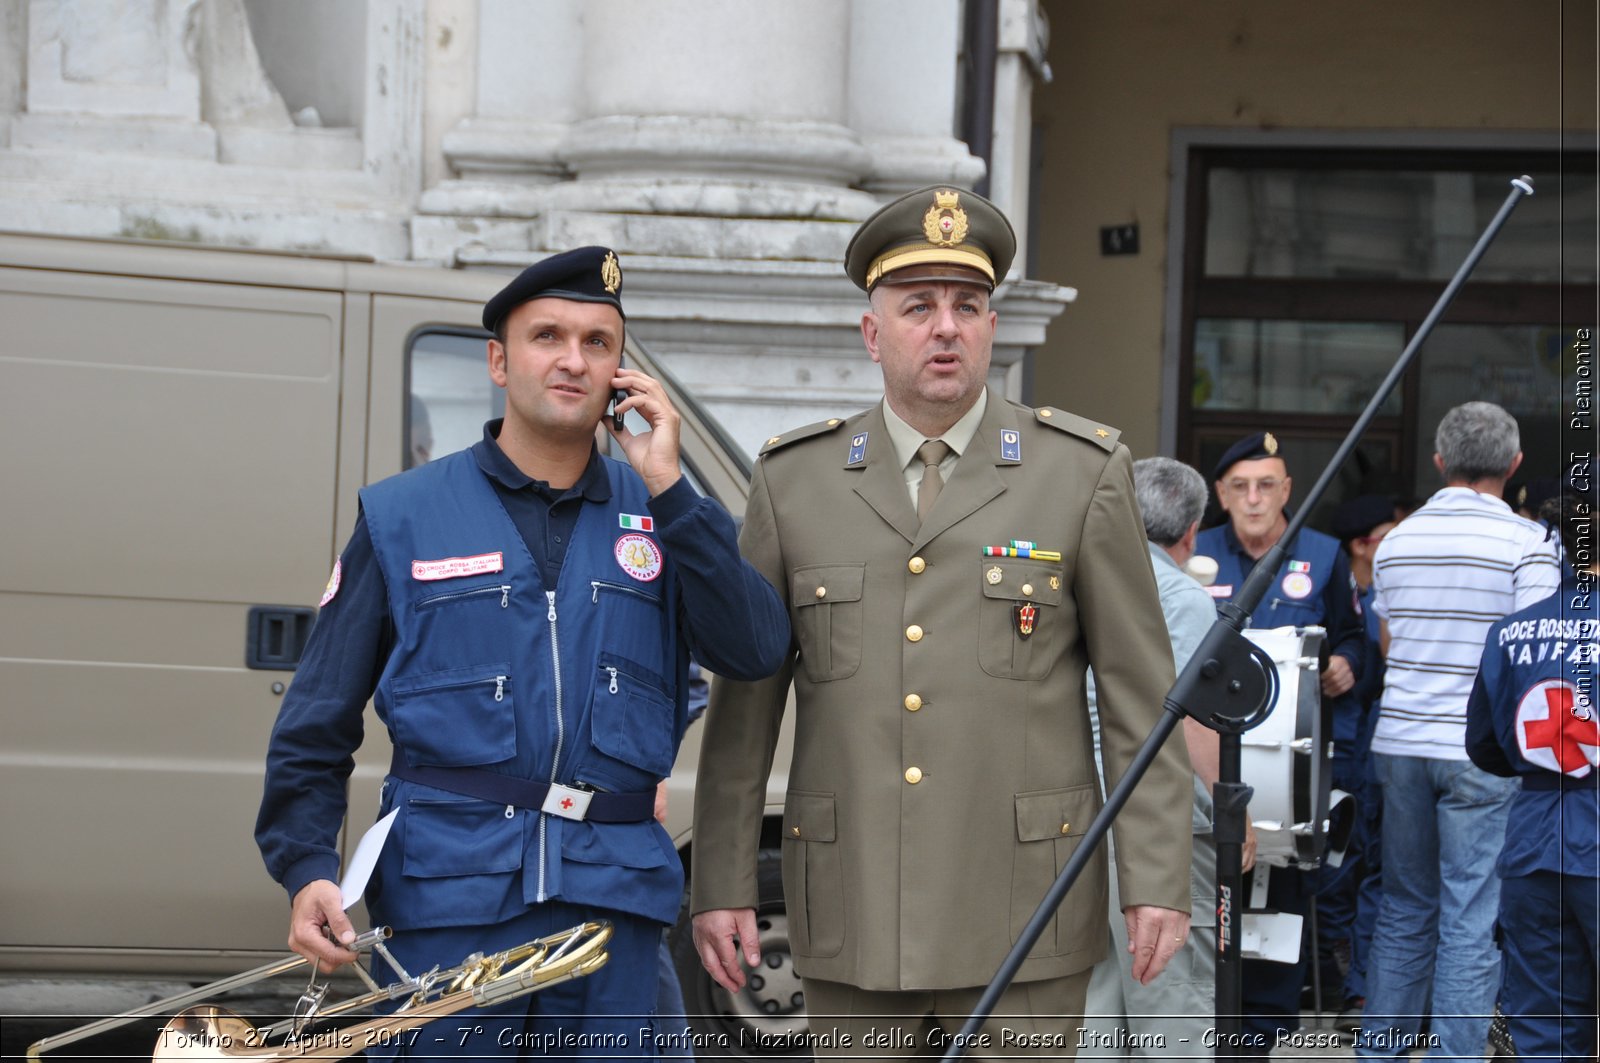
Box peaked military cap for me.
[845,185,1017,293]
[1213,431,1284,481]
[483,245,625,334]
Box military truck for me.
[0,232,803,1059]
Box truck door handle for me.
[246,606,315,670]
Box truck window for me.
[406,328,500,468]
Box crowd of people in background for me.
[1069,400,1588,1061]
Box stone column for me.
[414,0,1068,459]
[14,0,218,158]
[847,0,985,195]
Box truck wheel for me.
[670,847,811,1061]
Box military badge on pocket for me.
[1015,603,1037,640]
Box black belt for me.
[1522,772,1600,791]
[388,748,656,822]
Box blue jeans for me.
[1355,754,1517,1060]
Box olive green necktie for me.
[916,439,953,522]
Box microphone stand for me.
[939,175,1534,1061]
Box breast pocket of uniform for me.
[978,560,1065,680]
[792,564,865,683]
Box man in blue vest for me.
[1193,431,1366,1056]
[255,246,790,1058]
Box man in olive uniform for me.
[690,187,1196,1057]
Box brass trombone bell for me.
[28,921,612,1062]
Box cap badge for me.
[923,188,969,248]
[1264,432,1279,456]
[601,251,622,295]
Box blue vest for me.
[1195,523,1368,770]
[1194,522,1345,631]
[357,450,687,929]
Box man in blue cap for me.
[256,246,789,1058]
[1193,431,1366,1056]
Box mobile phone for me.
[611,355,627,431]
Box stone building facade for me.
[0,0,1068,455]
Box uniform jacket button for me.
[906,624,923,642]
[904,694,923,711]
[905,766,923,784]
[908,556,926,574]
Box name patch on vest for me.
[615,534,664,582]
[411,551,505,581]
[1206,584,1234,599]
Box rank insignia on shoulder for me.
[760,417,847,456]
[847,432,869,466]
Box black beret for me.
[1508,476,1561,513]
[482,246,625,335]
[1330,494,1396,542]
[844,185,1017,293]
[1213,431,1284,481]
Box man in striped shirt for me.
[1356,402,1561,1060]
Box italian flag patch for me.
[1288,560,1311,573]
[619,513,654,532]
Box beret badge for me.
[601,251,622,295]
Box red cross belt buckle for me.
[541,783,594,821]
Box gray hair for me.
[1436,401,1520,482]
[1133,456,1208,546]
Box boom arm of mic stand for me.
[938,176,1532,1063]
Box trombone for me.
[27,920,612,1061]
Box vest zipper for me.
[537,589,565,902]
[415,583,512,610]
[590,579,661,606]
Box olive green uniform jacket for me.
[691,397,1193,991]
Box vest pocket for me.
[589,653,676,779]
[792,564,865,683]
[389,663,515,767]
[402,795,523,878]
[977,559,1064,680]
[590,579,669,678]
[781,791,844,959]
